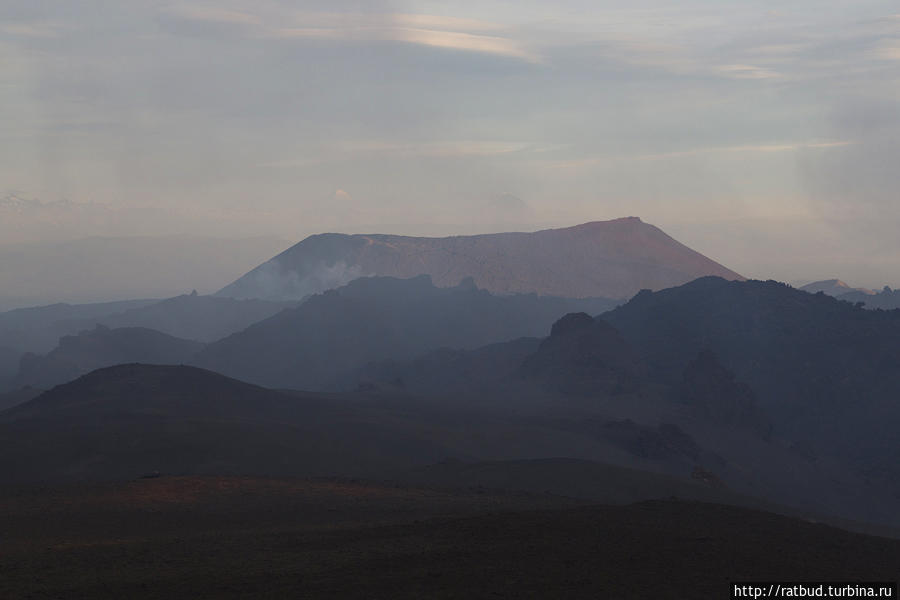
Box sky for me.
[2,0,899,288]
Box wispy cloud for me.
[162,7,538,62]
[269,25,537,61]
[0,23,63,38]
[550,140,856,170]
[716,64,783,80]
[392,14,503,33]
[871,39,900,61]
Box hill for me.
[195,275,618,390]
[0,362,875,522]
[0,363,752,499]
[11,326,204,390]
[0,298,159,355]
[0,295,293,392]
[96,293,294,343]
[217,218,744,301]
[0,364,440,483]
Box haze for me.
[2,0,899,294]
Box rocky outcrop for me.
[678,350,772,439]
[520,313,645,396]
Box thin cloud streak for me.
[268,25,539,62]
[550,141,857,170]
[164,7,540,62]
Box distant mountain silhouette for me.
[0,298,159,355]
[837,286,900,310]
[799,279,873,297]
[195,275,619,390]
[97,293,294,342]
[0,295,293,392]
[12,326,203,390]
[217,218,743,301]
[0,234,289,310]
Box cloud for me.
[549,140,856,170]
[716,64,783,80]
[871,39,900,61]
[0,23,61,38]
[268,25,539,62]
[149,3,536,61]
[392,14,504,33]
[157,6,539,62]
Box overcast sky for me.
[2,1,899,287]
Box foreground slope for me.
[218,218,743,300]
[2,478,898,599]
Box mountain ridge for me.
[217,218,744,301]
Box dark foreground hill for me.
[195,275,618,390]
[0,386,41,412]
[0,363,750,504]
[218,217,744,301]
[1,477,898,599]
[0,363,803,514]
[3,361,896,532]
[0,364,445,482]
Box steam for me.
[245,259,365,300]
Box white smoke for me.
[246,260,365,300]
